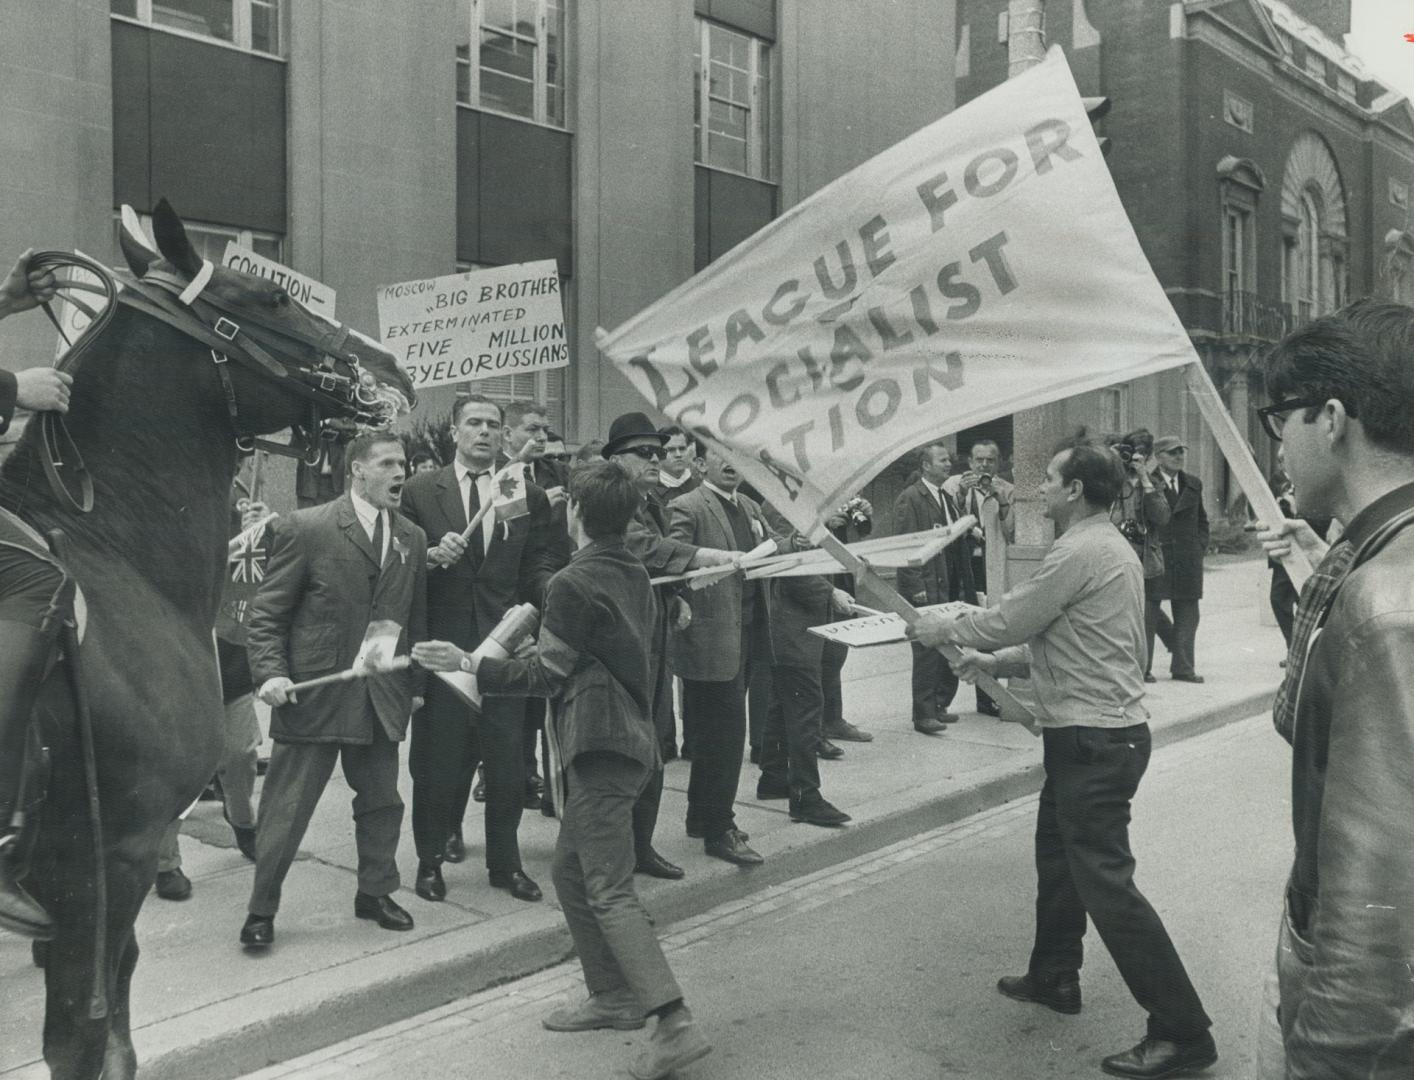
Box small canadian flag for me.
[492,462,530,522]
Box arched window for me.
[1297,191,1319,322]
[1280,133,1348,326]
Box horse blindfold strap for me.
[177,260,213,305]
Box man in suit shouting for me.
[240,431,427,949]
[669,444,783,866]
[895,441,978,734]
[1147,436,1208,684]
[401,394,559,904]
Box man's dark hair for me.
[1122,428,1154,454]
[659,424,686,441]
[569,460,641,539]
[1053,428,1125,507]
[503,399,548,429]
[1264,298,1414,455]
[451,393,504,426]
[346,431,404,468]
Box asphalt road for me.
[240,713,1290,1080]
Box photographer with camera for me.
[1105,430,1171,684]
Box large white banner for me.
[377,260,568,391]
[597,48,1200,536]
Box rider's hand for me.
[0,249,57,318]
[259,677,297,706]
[13,368,73,413]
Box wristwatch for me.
[458,653,475,673]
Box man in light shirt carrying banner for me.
[598,46,1234,1079]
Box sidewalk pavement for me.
[0,555,1287,1080]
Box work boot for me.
[629,1005,711,1080]
[543,987,645,1032]
[0,621,57,940]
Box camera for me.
[1114,443,1135,465]
[1117,518,1146,544]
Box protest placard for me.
[377,260,569,391]
[221,243,337,321]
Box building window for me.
[112,212,282,267]
[1222,91,1253,133]
[1302,48,1327,84]
[1098,386,1125,434]
[1335,70,1357,101]
[694,18,772,180]
[457,0,567,128]
[110,0,281,56]
[1223,205,1251,299]
[1295,191,1320,323]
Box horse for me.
[0,199,415,1079]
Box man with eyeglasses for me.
[656,425,700,501]
[543,431,571,468]
[1146,436,1207,684]
[606,414,735,879]
[1251,299,1414,1080]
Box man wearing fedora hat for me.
[605,413,736,880]
[1147,436,1208,684]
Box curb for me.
[115,686,1275,1080]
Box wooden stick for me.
[458,442,539,543]
[905,515,977,567]
[1183,361,1313,591]
[816,533,1040,736]
[285,656,410,697]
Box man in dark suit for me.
[1147,436,1208,683]
[609,413,735,880]
[669,444,784,865]
[501,400,572,814]
[240,432,427,949]
[400,394,558,904]
[894,441,977,734]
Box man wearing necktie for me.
[1146,436,1208,684]
[240,432,428,949]
[894,441,978,734]
[401,395,559,904]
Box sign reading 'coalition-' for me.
[377,260,569,391]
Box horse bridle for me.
[31,250,401,513]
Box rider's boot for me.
[0,620,56,940]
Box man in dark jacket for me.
[608,412,734,880]
[1255,299,1414,1080]
[414,461,711,1080]
[1147,436,1208,683]
[240,432,427,948]
[400,394,558,904]
[893,441,977,733]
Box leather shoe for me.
[543,988,645,1032]
[913,716,947,735]
[472,767,486,802]
[789,793,851,827]
[704,828,763,865]
[155,868,192,901]
[443,828,466,863]
[822,719,873,742]
[976,699,1002,718]
[755,775,789,800]
[815,738,845,760]
[239,914,274,949]
[1144,672,1158,684]
[1100,1032,1217,1078]
[1172,673,1205,684]
[634,848,686,880]
[489,869,543,902]
[523,783,542,810]
[997,971,1081,1014]
[415,861,446,902]
[354,892,415,931]
[629,1005,711,1080]
[938,711,961,724]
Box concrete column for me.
[0,0,114,384]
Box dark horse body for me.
[0,205,412,1078]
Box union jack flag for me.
[217,516,275,640]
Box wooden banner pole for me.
[1183,361,1313,591]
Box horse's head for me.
[119,199,414,449]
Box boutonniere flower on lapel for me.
[391,536,410,565]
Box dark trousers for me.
[1269,566,1297,647]
[554,752,682,1011]
[1148,598,1201,678]
[683,626,756,839]
[1030,724,1210,1042]
[821,640,847,729]
[911,640,959,721]
[248,727,403,916]
[631,764,664,858]
[410,679,525,873]
[759,664,823,798]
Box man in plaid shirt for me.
[1254,298,1414,1080]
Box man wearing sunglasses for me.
[1252,299,1414,1080]
[606,414,735,879]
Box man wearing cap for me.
[1147,437,1208,684]
[605,413,735,880]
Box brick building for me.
[955,0,1414,517]
[0,0,956,489]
